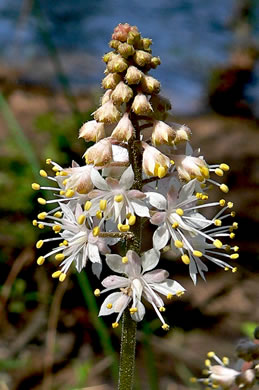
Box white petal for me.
[131,200,150,217]
[112,144,129,162]
[131,300,145,322]
[106,254,127,274]
[150,279,185,296]
[119,165,134,190]
[99,292,122,316]
[102,275,128,289]
[141,248,160,273]
[126,250,141,277]
[92,262,102,278]
[178,179,196,201]
[132,278,143,300]
[153,224,169,250]
[143,269,169,283]
[88,243,101,263]
[146,192,167,210]
[91,168,109,190]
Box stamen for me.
[37,256,45,265]
[118,224,130,232]
[220,184,229,193]
[32,183,40,190]
[36,240,44,249]
[174,240,183,248]
[59,273,66,282]
[176,208,184,216]
[93,226,100,236]
[112,322,119,328]
[37,198,47,205]
[106,303,113,309]
[84,201,92,211]
[114,194,124,202]
[128,215,136,225]
[162,323,170,331]
[40,169,48,177]
[215,168,224,177]
[100,199,107,211]
[219,163,229,171]
[94,289,100,297]
[192,250,203,257]
[55,253,65,261]
[181,254,190,264]
[77,214,86,225]
[122,256,128,264]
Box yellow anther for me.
[174,240,183,248]
[205,359,211,367]
[122,256,128,264]
[37,198,46,205]
[232,267,237,273]
[63,240,68,246]
[224,267,229,271]
[65,189,75,198]
[129,307,138,313]
[196,192,202,199]
[96,210,102,219]
[99,199,107,211]
[128,215,136,226]
[60,171,68,176]
[36,240,44,249]
[62,179,68,186]
[37,256,45,265]
[214,219,222,226]
[176,290,184,297]
[222,357,229,365]
[212,384,219,389]
[219,199,226,206]
[77,214,86,225]
[233,246,239,252]
[84,201,92,211]
[207,351,215,358]
[190,377,197,383]
[52,166,59,172]
[181,254,190,264]
[159,306,166,312]
[202,369,209,376]
[53,224,61,233]
[59,273,66,282]
[59,242,64,247]
[192,250,203,257]
[229,233,235,239]
[40,169,48,177]
[213,239,223,249]
[52,270,62,278]
[176,208,184,216]
[231,211,236,217]
[118,224,130,232]
[46,158,52,164]
[60,190,65,195]
[38,212,47,220]
[215,168,224,177]
[114,194,124,202]
[220,184,229,193]
[93,226,100,236]
[32,220,38,226]
[38,223,44,229]
[106,303,113,309]
[230,253,239,260]
[94,289,101,297]
[167,293,173,300]
[232,222,238,229]
[54,211,62,218]
[112,322,119,328]
[157,166,167,178]
[55,253,65,261]
[202,194,208,200]
[32,183,40,190]
[172,222,179,229]
[227,202,233,208]
[201,166,210,178]
[170,159,175,165]
[220,163,230,171]
[162,323,170,331]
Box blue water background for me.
[0,0,258,114]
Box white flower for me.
[147,179,238,284]
[98,249,185,329]
[88,165,150,230]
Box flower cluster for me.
[32,23,239,329]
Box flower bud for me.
[150,56,161,68]
[84,138,113,166]
[151,120,176,146]
[173,124,192,143]
[125,66,143,85]
[109,39,120,49]
[111,81,133,105]
[111,112,134,141]
[142,38,152,50]
[107,56,128,73]
[174,155,209,182]
[118,43,135,58]
[63,164,94,194]
[134,50,152,67]
[79,120,106,142]
[112,23,138,42]
[131,93,153,116]
[101,89,112,105]
[102,73,121,89]
[150,94,172,113]
[127,29,141,45]
[103,51,118,63]
[94,100,121,123]
[142,142,170,178]
[141,75,160,94]
[210,365,239,388]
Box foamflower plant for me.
[32,23,239,390]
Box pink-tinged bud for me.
[134,50,152,67]
[102,73,121,89]
[118,43,135,58]
[131,93,153,116]
[103,51,118,63]
[64,164,94,194]
[141,75,160,94]
[94,100,121,123]
[111,113,134,141]
[174,155,209,182]
[142,143,170,178]
[79,120,106,142]
[101,89,112,105]
[150,94,172,113]
[112,23,138,42]
[125,66,143,85]
[173,124,192,143]
[107,56,128,73]
[151,120,176,146]
[111,81,133,105]
[109,39,120,50]
[84,138,113,166]
[150,56,161,68]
